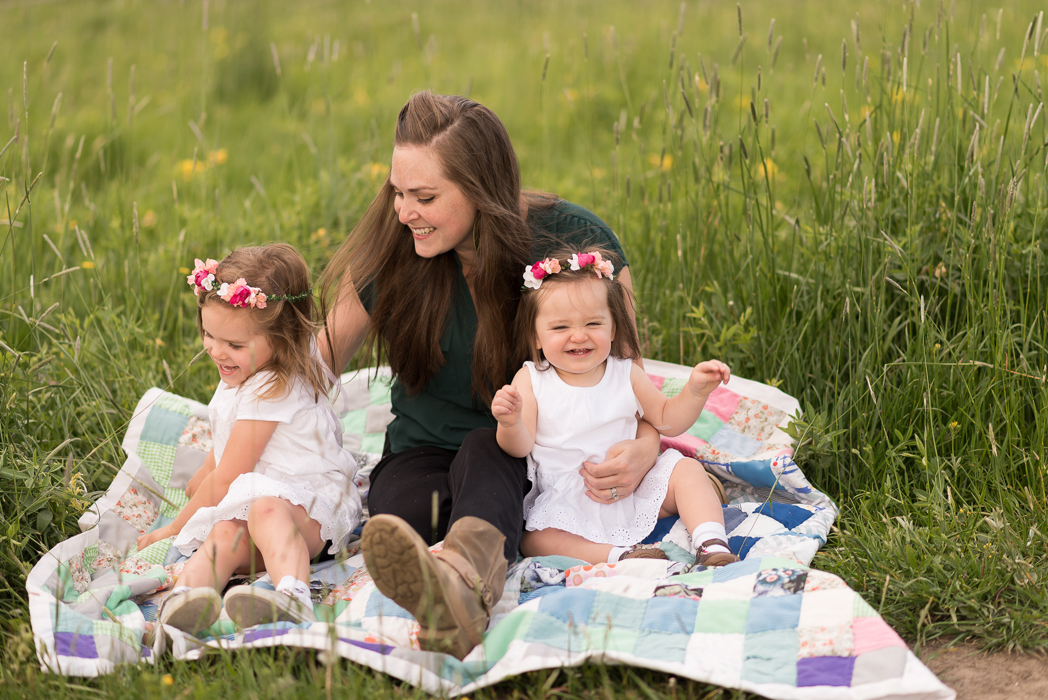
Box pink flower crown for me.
[186,258,311,309]
[522,251,614,290]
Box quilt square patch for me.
[641,596,698,635]
[798,589,856,629]
[753,567,807,597]
[538,588,595,626]
[633,630,689,664]
[742,628,798,686]
[797,655,855,687]
[745,593,803,633]
[694,599,749,634]
[852,645,907,684]
[852,616,907,655]
[139,407,190,446]
[587,591,646,629]
[797,621,854,659]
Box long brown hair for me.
[320,91,535,405]
[197,244,329,401]
[514,246,641,367]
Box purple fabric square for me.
[346,639,395,655]
[797,655,855,687]
[55,632,98,659]
[243,627,291,643]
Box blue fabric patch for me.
[640,596,698,634]
[587,591,647,629]
[640,516,678,544]
[753,502,814,529]
[518,585,565,605]
[707,427,762,458]
[727,459,783,490]
[365,591,414,620]
[139,407,190,446]
[745,593,803,633]
[729,535,760,559]
[537,588,596,625]
[723,505,748,533]
[711,555,762,583]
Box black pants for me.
[367,428,529,562]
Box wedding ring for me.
[611,486,620,501]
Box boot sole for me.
[159,588,222,635]
[223,585,316,628]
[361,515,477,659]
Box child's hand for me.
[688,360,731,397]
[492,385,523,427]
[136,523,175,552]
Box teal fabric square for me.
[52,604,96,635]
[595,627,640,653]
[587,591,646,630]
[369,379,392,405]
[742,628,799,686]
[687,411,725,441]
[633,630,689,664]
[153,393,194,416]
[641,596,698,634]
[523,611,587,651]
[746,593,803,633]
[139,407,190,446]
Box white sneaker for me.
[158,588,222,635]
[222,585,317,628]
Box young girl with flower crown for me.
[136,244,360,634]
[492,248,739,567]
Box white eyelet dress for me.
[521,356,683,546]
[173,370,361,557]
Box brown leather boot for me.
[361,514,507,659]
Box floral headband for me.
[187,258,311,309]
[522,251,614,290]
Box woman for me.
[319,91,660,659]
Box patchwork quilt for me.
[27,361,954,699]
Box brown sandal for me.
[619,545,669,561]
[694,538,739,567]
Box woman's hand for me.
[137,523,175,552]
[580,420,660,503]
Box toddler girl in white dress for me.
[492,249,738,566]
[137,244,360,634]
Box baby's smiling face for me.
[533,276,616,387]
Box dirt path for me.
[917,642,1048,699]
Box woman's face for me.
[390,144,478,261]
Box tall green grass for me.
[1,0,1046,694]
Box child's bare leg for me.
[177,519,262,589]
[521,528,614,565]
[658,458,725,529]
[246,497,325,584]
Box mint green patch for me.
[483,609,534,661]
[140,407,190,447]
[687,411,725,441]
[82,544,99,571]
[314,603,339,623]
[94,620,141,648]
[154,393,194,416]
[754,556,809,571]
[853,595,878,617]
[694,598,749,634]
[160,486,189,518]
[54,564,81,602]
[360,433,386,454]
[202,619,236,639]
[138,442,176,486]
[329,600,350,618]
[368,379,392,405]
[104,585,132,612]
[661,377,686,398]
[341,408,366,436]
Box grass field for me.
[1,0,1047,697]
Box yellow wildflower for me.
[141,210,158,228]
[162,674,174,686]
[179,267,191,275]
[758,158,779,180]
[648,153,673,172]
[209,149,228,166]
[81,261,96,269]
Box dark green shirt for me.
[367,199,627,453]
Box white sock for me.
[607,546,630,563]
[170,585,192,596]
[275,575,313,610]
[691,522,730,554]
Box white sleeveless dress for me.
[521,356,684,546]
